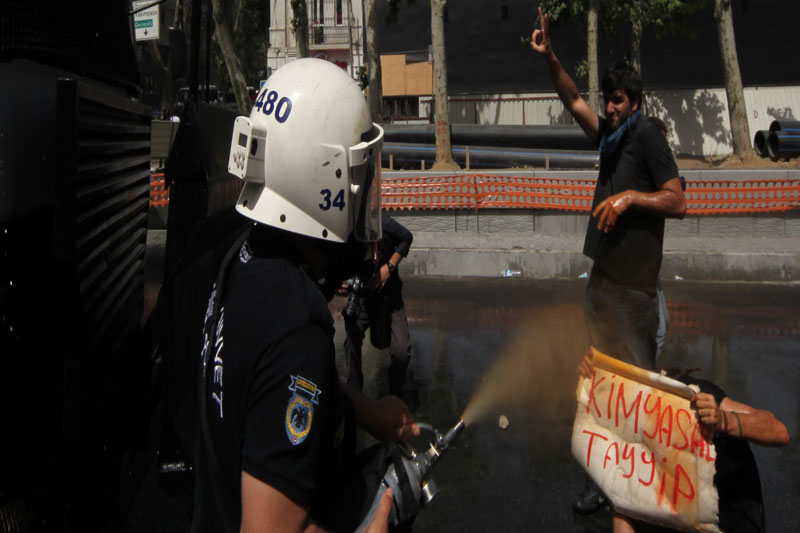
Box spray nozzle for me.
[435,419,465,453]
[357,419,465,531]
[409,419,465,477]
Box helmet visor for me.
[352,153,382,241]
[350,125,384,242]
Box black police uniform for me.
[192,227,356,532]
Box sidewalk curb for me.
[403,232,800,282]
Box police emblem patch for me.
[285,375,322,446]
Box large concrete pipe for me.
[767,130,800,160]
[382,142,599,170]
[753,130,769,157]
[383,124,596,151]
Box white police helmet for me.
[227,58,384,242]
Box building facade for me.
[268,0,365,78]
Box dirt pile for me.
[675,153,799,170]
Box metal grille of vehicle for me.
[56,78,152,360]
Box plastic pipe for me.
[382,124,596,151]
[381,142,599,170]
[753,130,769,157]
[767,130,800,160]
[768,120,800,133]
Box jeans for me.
[584,268,659,371]
[655,280,669,363]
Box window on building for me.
[311,0,325,44]
[382,97,421,121]
[336,0,343,25]
[312,0,324,24]
[501,5,508,20]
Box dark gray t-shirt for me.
[583,115,678,295]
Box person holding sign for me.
[577,352,789,533]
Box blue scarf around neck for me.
[598,110,642,157]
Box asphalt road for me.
[128,272,800,532]
[332,277,800,533]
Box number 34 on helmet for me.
[227,58,384,243]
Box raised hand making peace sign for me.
[530,7,552,57]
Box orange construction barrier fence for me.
[150,171,800,215]
[381,174,800,215]
[150,172,169,208]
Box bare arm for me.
[241,471,309,533]
[241,471,395,533]
[592,177,686,233]
[612,512,637,533]
[530,7,599,143]
[693,393,790,447]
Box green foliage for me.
[603,0,704,39]
[522,1,588,45]
[356,65,369,90]
[539,0,588,27]
[533,0,705,82]
[290,0,308,34]
[538,0,704,38]
[574,58,589,83]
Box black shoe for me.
[572,489,608,515]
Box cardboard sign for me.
[572,348,720,532]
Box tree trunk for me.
[587,0,599,113]
[150,41,176,115]
[630,8,642,76]
[233,0,243,34]
[365,0,383,123]
[430,0,459,170]
[151,0,185,113]
[714,0,753,157]
[291,0,309,59]
[211,0,251,114]
[174,0,185,30]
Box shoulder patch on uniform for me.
[285,375,322,446]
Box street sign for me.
[133,1,160,41]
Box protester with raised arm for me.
[531,5,686,513]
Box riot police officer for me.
[192,59,419,533]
